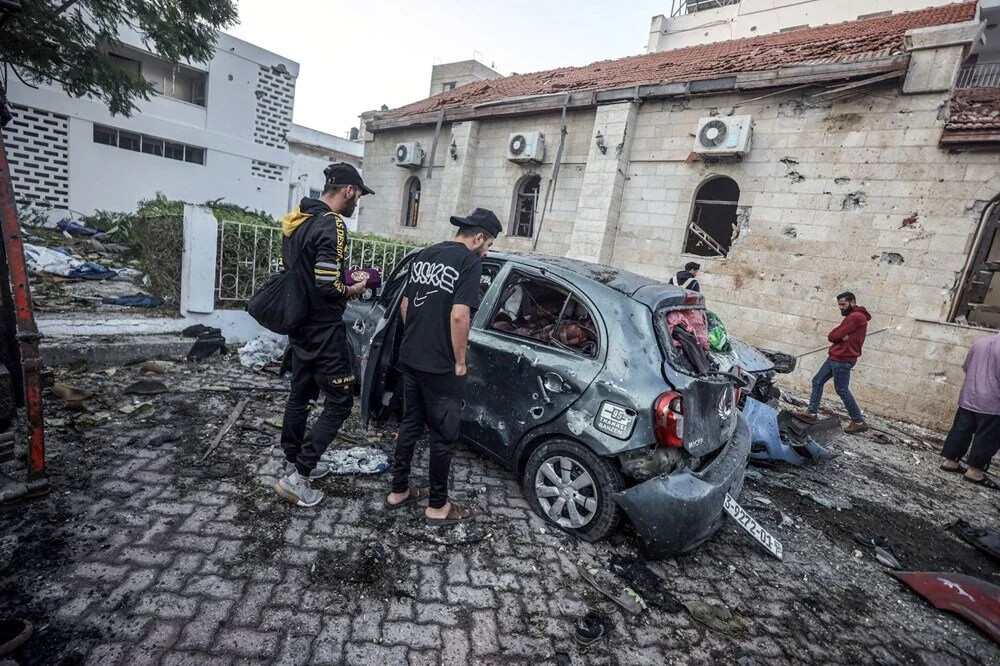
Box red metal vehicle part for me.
[0,128,46,486]
[893,571,1000,645]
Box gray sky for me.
[229,0,667,139]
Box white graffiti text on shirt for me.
[410,261,460,294]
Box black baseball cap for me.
[323,163,374,195]
[450,207,502,238]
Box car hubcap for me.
[534,455,599,529]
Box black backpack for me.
[246,219,316,335]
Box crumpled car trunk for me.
[680,376,736,458]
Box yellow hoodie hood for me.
[281,198,342,237]
[281,206,311,238]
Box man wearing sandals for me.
[385,208,500,524]
[940,331,1000,489]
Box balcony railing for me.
[957,63,1000,89]
[670,0,740,18]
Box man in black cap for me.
[668,261,701,292]
[386,207,501,525]
[274,163,373,508]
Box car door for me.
[462,264,606,461]
[358,253,416,424]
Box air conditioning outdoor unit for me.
[507,131,545,163]
[692,115,753,158]
[394,141,424,167]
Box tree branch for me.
[53,0,82,16]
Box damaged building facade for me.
[358,2,1000,428]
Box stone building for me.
[357,2,1000,428]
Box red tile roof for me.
[387,2,977,119]
[945,87,1000,132]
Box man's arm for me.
[313,217,365,301]
[451,304,472,376]
[828,313,864,343]
[400,296,409,324]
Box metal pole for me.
[795,326,894,360]
[0,129,45,480]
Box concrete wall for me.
[430,60,503,97]
[361,80,1000,428]
[648,0,962,52]
[5,32,298,219]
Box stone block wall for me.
[361,82,1000,428]
[612,85,999,428]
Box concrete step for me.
[40,333,196,368]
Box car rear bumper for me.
[612,411,751,558]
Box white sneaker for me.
[274,470,324,507]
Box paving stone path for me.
[0,356,997,664]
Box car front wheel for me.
[523,438,623,542]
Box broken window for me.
[401,177,420,227]
[511,175,540,238]
[683,176,740,258]
[953,201,1000,329]
[442,82,457,92]
[489,273,599,357]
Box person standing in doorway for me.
[274,163,373,507]
[385,208,499,525]
[668,262,701,292]
[795,291,871,434]
[940,331,1000,490]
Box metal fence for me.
[215,221,420,302]
[957,63,1000,89]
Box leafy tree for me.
[0,0,237,117]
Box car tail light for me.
[654,391,684,448]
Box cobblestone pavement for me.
[0,355,998,665]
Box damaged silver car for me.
[345,252,777,558]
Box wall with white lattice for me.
[251,160,287,181]
[5,32,305,219]
[5,104,70,208]
[254,66,295,151]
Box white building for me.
[648,0,964,52]
[3,29,361,221]
[287,124,364,230]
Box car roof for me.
[488,250,700,310]
[489,250,655,295]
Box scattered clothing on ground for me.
[101,293,163,308]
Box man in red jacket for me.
[796,291,871,434]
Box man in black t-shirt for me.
[386,208,500,525]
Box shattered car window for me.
[489,273,599,357]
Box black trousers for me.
[390,367,465,509]
[280,320,355,477]
[941,407,1000,472]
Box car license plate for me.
[723,493,783,560]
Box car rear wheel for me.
[523,438,623,542]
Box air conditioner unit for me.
[394,141,424,167]
[693,115,753,158]
[507,131,545,163]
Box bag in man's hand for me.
[246,268,312,335]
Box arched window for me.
[683,177,740,257]
[511,175,541,238]
[401,177,420,227]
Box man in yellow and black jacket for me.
[274,163,372,508]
